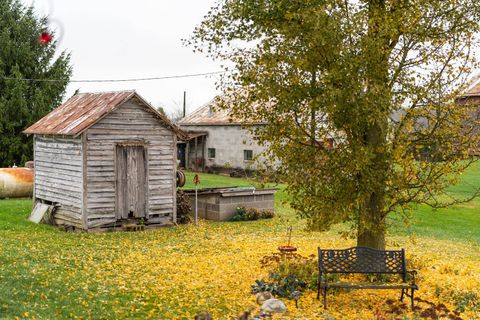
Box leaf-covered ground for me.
[0,171,479,319]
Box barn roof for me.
[463,80,480,97]
[178,94,266,126]
[24,90,185,138]
[178,96,237,125]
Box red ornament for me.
[38,32,53,45]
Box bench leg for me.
[317,283,321,300]
[411,288,415,310]
[323,288,328,309]
[400,288,405,302]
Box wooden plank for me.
[35,179,81,193]
[127,146,138,218]
[88,156,115,162]
[149,195,174,201]
[35,148,81,158]
[87,213,116,219]
[149,203,173,210]
[85,160,114,166]
[116,145,127,219]
[148,176,174,182]
[35,142,81,151]
[36,168,82,180]
[87,145,116,151]
[146,216,172,224]
[136,146,147,219]
[86,176,115,183]
[29,203,53,223]
[87,167,115,173]
[35,189,82,204]
[55,212,82,223]
[88,218,117,228]
[148,186,172,192]
[35,160,82,173]
[81,133,87,230]
[91,123,165,130]
[54,217,83,229]
[148,209,172,216]
[88,134,170,141]
[149,200,174,206]
[55,206,82,218]
[36,136,82,144]
[36,173,82,185]
[34,153,83,163]
[149,159,174,165]
[87,181,115,187]
[88,193,115,207]
[35,183,81,199]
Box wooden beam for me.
[194,136,198,172]
[201,136,205,172]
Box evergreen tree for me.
[0,0,71,167]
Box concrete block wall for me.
[181,125,268,170]
[188,190,275,221]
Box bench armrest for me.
[406,270,417,285]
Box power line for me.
[0,70,226,83]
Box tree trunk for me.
[357,124,388,250]
[355,0,389,251]
[357,206,386,250]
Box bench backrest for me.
[318,246,406,275]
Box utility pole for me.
[183,91,186,118]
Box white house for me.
[177,96,268,173]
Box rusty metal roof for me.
[178,93,268,126]
[178,96,238,125]
[24,90,185,138]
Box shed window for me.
[243,149,253,161]
[208,148,216,158]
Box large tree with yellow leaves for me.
[191,0,480,249]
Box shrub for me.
[230,206,248,221]
[259,209,275,219]
[230,207,275,221]
[176,190,192,224]
[253,252,318,300]
[451,290,480,313]
[251,274,306,299]
[246,208,260,220]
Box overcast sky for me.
[24,0,222,115]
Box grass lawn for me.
[0,170,479,319]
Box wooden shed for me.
[23,90,184,231]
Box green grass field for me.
[0,168,479,319]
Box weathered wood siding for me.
[85,100,176,228]
[34,135,83,228]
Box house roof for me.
[178,96,237,125]
[178,94,266,126]
[24,90,185,138]
[461,74,480,97]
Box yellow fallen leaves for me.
[0,219,479,319]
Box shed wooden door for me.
[116,145,147,219]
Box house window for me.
[208,148,216,158]
[244,149,253,161]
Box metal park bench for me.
[317,246,418,309]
